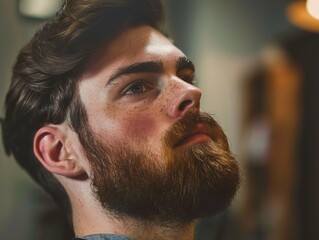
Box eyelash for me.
[122,74,197,97]
[124,80,149,95]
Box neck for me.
[73,209,195,240]
[68,183,195,240]
[130,221,195,240]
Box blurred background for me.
[1,0,319,239]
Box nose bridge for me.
[165,77,202,119]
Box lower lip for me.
[176,134,212,147]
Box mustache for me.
[163,111,230,151]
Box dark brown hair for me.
[2,0,164,213]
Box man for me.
[2,0,240,239]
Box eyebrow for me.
[176,56,195,73]
[106,61,163,86]
[106,56,195,86]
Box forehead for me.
[84,25,185,76]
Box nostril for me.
[178,99,192,111]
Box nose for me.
[166,81,202,119]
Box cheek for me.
[124,114,157,139]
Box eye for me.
[178,69,197,85]
[180,74,197,85]
[124,80,147,95]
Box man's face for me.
[76,25,239,222]
[79,25,201,159]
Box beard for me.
[77,111,240,223]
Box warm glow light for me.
[286,1,319,32]
[306,0,319,20]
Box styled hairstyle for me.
[2,0,164,213]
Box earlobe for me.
[34,126,85,178]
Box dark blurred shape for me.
[3,185,73,240]
[239,29,319,240]
[240,44,301,240]
[280,30,319,240]
[34,189,74,240]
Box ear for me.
[33,125,85,177]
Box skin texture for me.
[79,25,201,163]
[34,25,239,240]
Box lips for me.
[174,123,212,148]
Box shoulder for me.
[74,234,134,240]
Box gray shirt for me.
[75,234,134,240]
